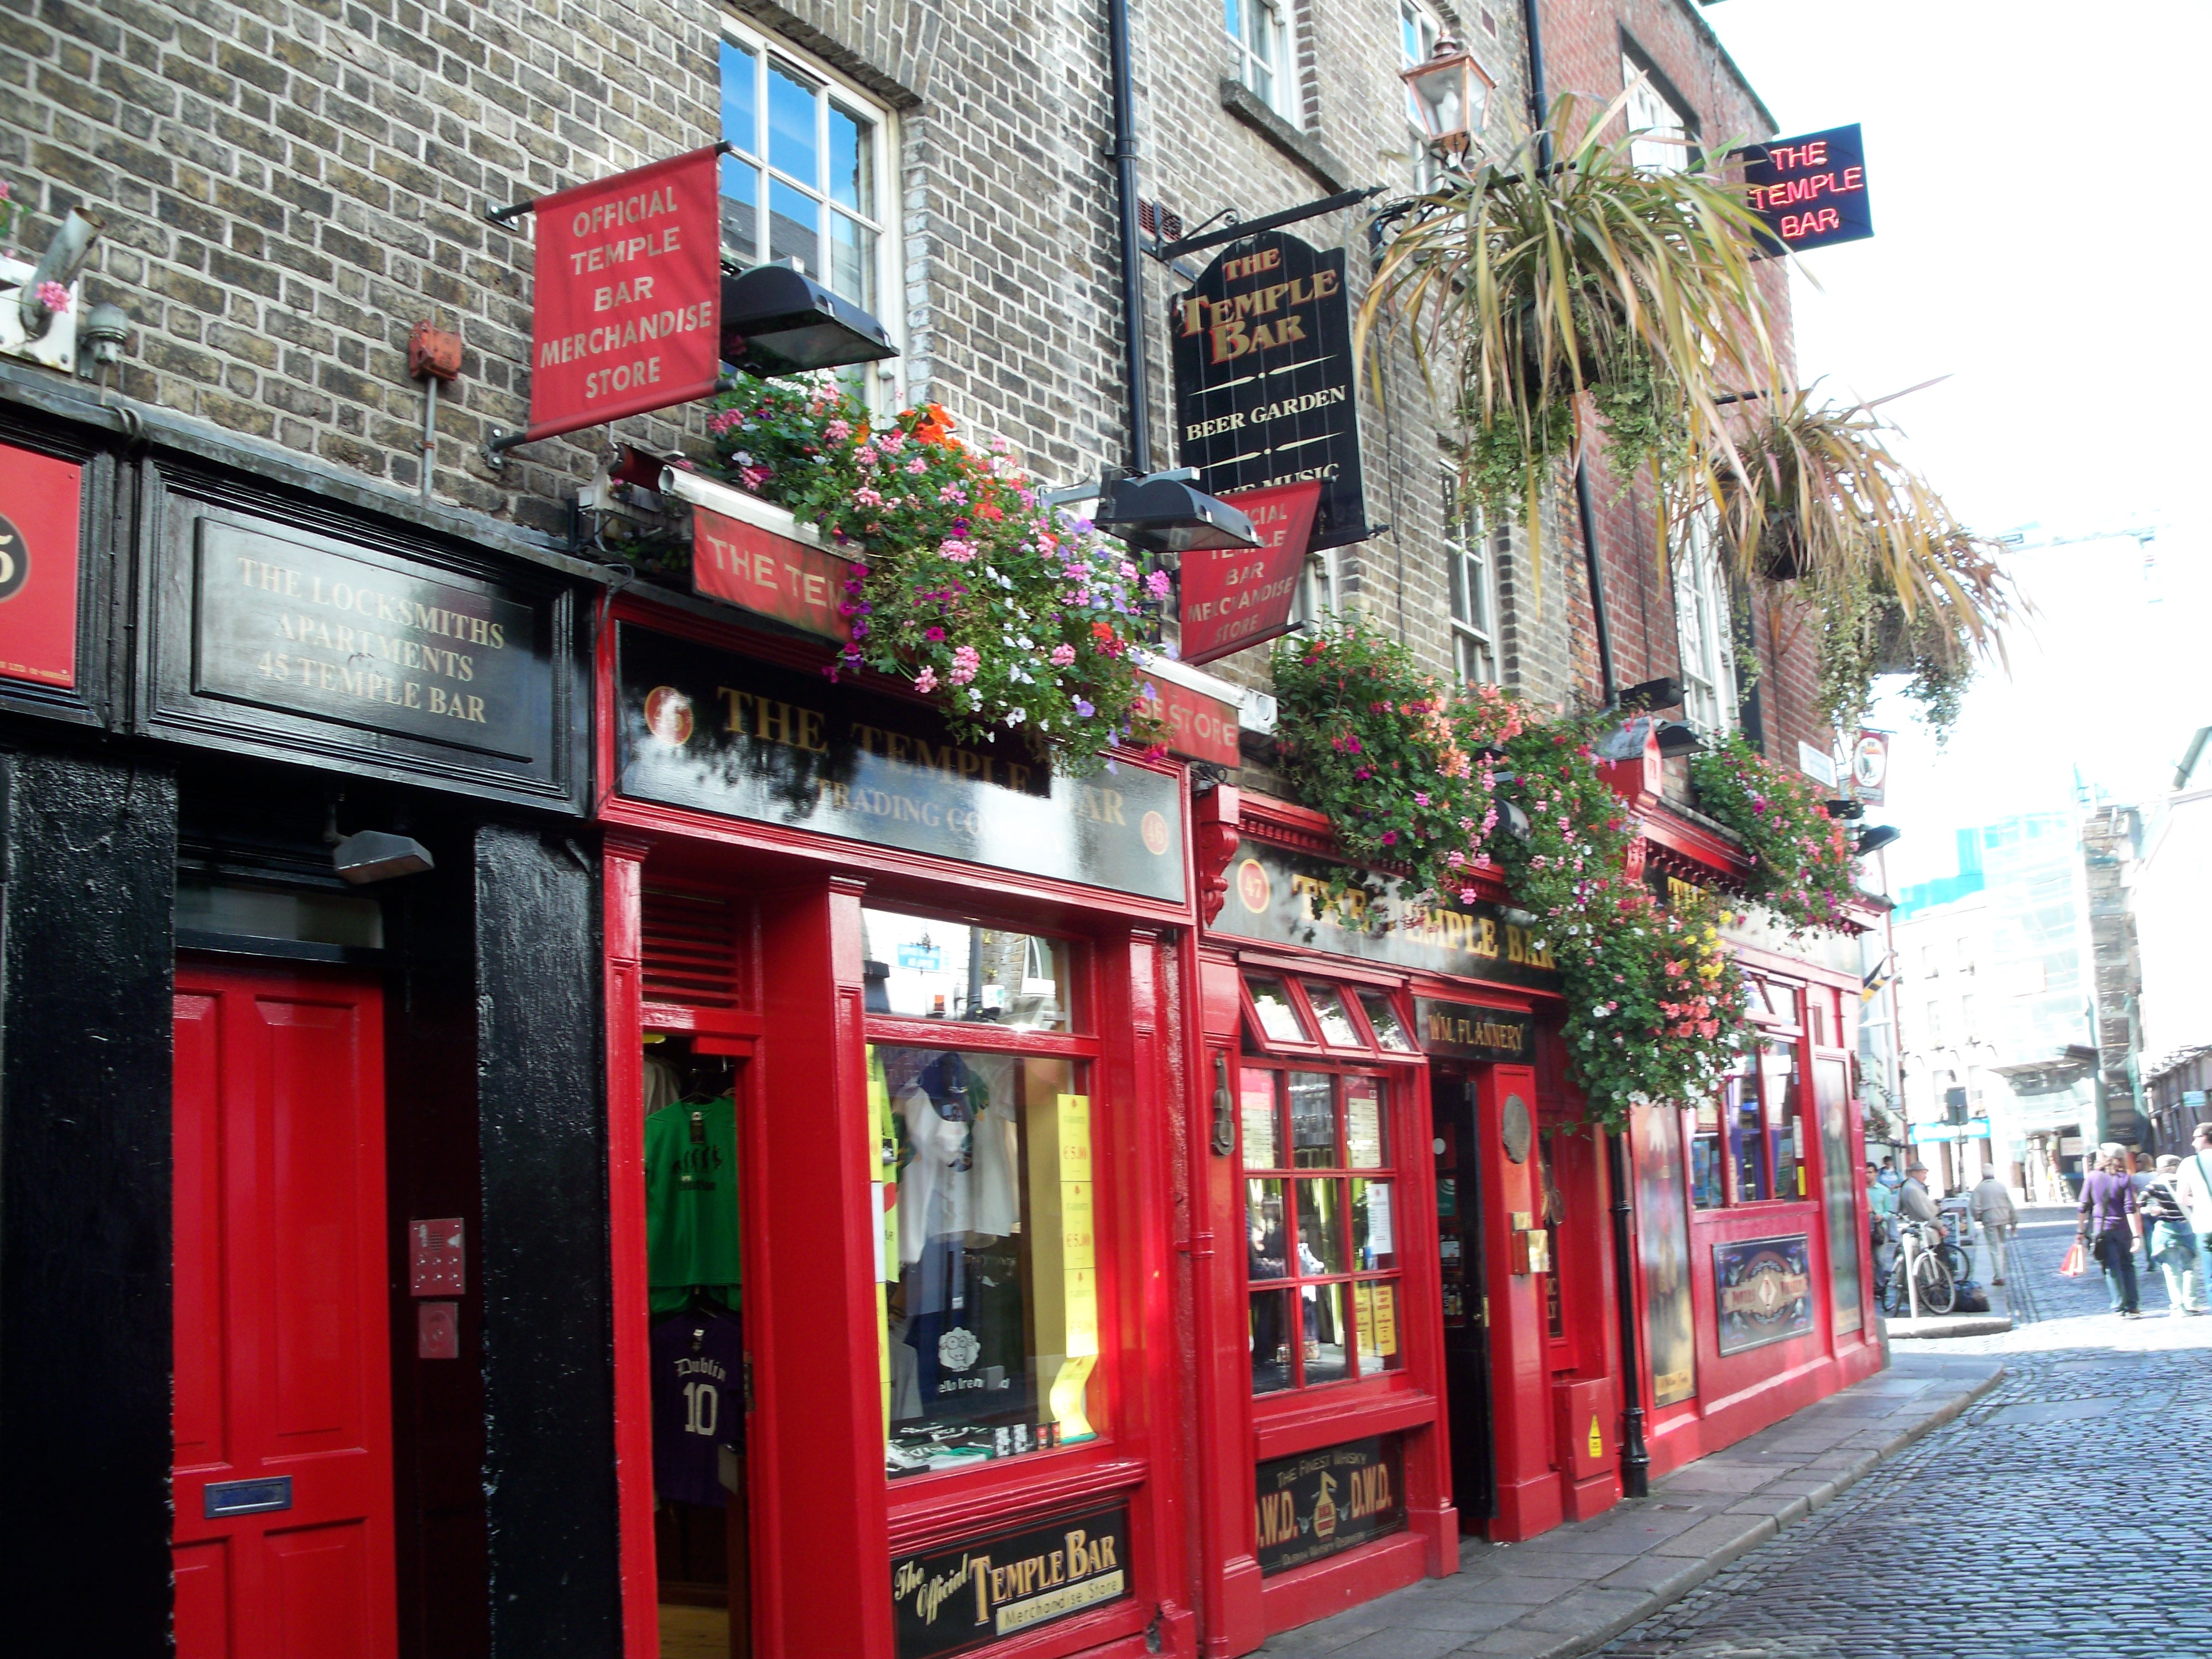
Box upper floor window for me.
[1621,55,1692,172]
[1294,546,1340,631]
[1444,473,1499,685]
[1227,0,1291,117]
[720,25,891,319]
[1400,0,1447,189]
[1673,517,1736,735]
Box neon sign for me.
[1737,123,1872,254]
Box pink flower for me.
[938,538,976,564]
[1050,643,1076,667]
[947,645,980,686]
[938,483,968,504]
[823,419,852,441]
[925,625,946,642]
[1413,792,1430,807]
[34,280,69,314]
[914,666,938,693]
[905,456,928,475]
[853,487,884,508]
[0,181,11,201]
[1144,570,1172,599]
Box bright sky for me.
[1703,0,2212,888]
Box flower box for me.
[658,465,855,643]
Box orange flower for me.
[911,403,957,446]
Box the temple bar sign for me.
[1738,124,1872,254]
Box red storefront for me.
[594,592,1201,1659]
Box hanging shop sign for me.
[1151,676,1240,769]
[1738,124,1872,255]
[1214,838,1562,991]
[1850,728,1890,806]
[1254,1435,1405,1577]
[1171,230,1368,552]
[889,1504,1130,1659]
[0,442,83,688]
[617,623,1186,903]
[1634,1104,1697,1407]
[1412,998,1534,1063]
[1175,479,1322,666]
[1712,1234,1815,1357]
[522,147,723,443]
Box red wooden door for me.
[172,963,398,1659]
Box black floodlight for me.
[1823,797,1865,821]
[1856,824,1902,857]
[1097,469,1260,554]
[1616,676,1686,714]
[1653,720,1703,757]
[333,830,436,885]
[719,263,898,377]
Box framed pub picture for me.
[0,418,112,729]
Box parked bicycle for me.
[1877,1216,1957,1316]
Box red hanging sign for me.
[1151,676,1241,768]
[691,504,854,641]
[1175,480,1322,667]
[524,147,723,443]
[0,443,82,688]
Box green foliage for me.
[1686,733,1858,935]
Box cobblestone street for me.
[1596,1208,2212,1658]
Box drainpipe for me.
[1525,0,1646,1498]
[1105,0,1152,476]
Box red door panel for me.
[173,964,396,1659]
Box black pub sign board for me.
[616,624,1187,904]
[1171,229,1368,552]
[1737,124,1872,255]
[1412,998,1535,1063]
[1255,1436,1405,1576]
[890,1505,1130,1659]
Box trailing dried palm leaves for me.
[1357,93,1784,527]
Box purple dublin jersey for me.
[651,1306,745,1508]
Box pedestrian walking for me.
[2173,1123,2212,1246]
[2076,1144,2144,1317]
[2143,1156,2205,1316]
[1969,1168,2016,1285]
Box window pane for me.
[768,177,820,276]
[1729,1068,1767,1201]
[1246,977,1309,1045]
[877,1048,1096,1476]
[862,908,1070,1032]
[1247,1176,1289,1275]
[767,56,821,185]
[827,101,873,212]
[1287,1072,1335,1167]
[1354,1280,1403,1374]
[1224,0,1241,45]
[719,158,760,264]
[1351,1178,1395,1270]
[1344,1075,1385,1168]
[1765,1042,1803,1200]
[1690,1134,1724,1208]
[1295,1177,1345,1274]
[1301,1282,1349,1384]
[1304,983,1362,1047]
[1250,1291,1293,1392]
[1240,1068,1281,1168]
[720,38,759,155]
[829,211,877,310]
[1358,992,1413,1052]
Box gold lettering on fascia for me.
[894,1528,1121,1630]
[1422,1010,1527,1053]
[1177,252,1343,366]
[1286,875,1558,971]
[234,554,505,727]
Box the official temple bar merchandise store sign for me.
[521,147,723,442]
[1172,231,1368,552]
[0,442,83,688]
[615,623,1185,904]
[1738,124,1872,254]
[1175,479,1322,667]
[1254,1436,1406,1576]
[890,1506,1131,1658]
[1215,838,1562,991]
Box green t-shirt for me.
[645,1098,742,1314]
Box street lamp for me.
[1399,39,1496,161]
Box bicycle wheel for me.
[1940,1243,1973,1285]
[1913,1250,1957,1316]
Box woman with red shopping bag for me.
[2075,1144,2145,1316]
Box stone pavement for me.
[1256,1347,2004,1659]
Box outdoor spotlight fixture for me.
[1499,799,1532,841]
[1615,676,1686,715]
[1399,39,1496,160]
[1823,797,1865,821]
[1095,467,1259,554]
[332,830,437,885]
[1855,824,1902,857]
[718,262,898,377]
[1653,721,1703,758]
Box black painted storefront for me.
[0,372,616,1658]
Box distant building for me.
[2134,726,2212,1148]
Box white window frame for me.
[1226,0,1293,118]
[719,18,904,407]
[1400,0,1448,191]
[1621,54,1691,173]
[1444,471,1499,686]
[1295,547,1339,628]
[1674,514,1737,736]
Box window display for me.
[873,1045,1100,1475]
[862,906,1070,1031]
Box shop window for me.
[1726,1061,1767,1201]
[1244,1068,1402,1392]
[1688,1097,1724,1208]
[1444,471,1500,686]
[1245,976,1312,1045]
[1359,989,1416,1052]
[1225,0,1292,116]
[862,907,1070,1031]
[875,1045,1100,1476]
[1765,1041,1804,1199]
